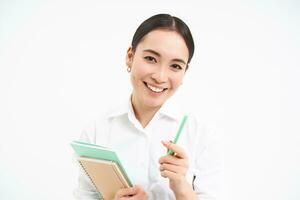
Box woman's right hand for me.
[114,185,148,200]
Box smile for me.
[143,82,167,93]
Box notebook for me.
[71,140,133,199]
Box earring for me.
[127,66,131,73]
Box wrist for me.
[172,180,197,200]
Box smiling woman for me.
[74,14,222,200]
[127,29,190,127]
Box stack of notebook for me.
[71,141,132,199]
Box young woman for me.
[74,14,222,200]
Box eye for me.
[144,56,157,63]
[171,64,183,70]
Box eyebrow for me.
[143,49,187,65]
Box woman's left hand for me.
[159,140,190,195]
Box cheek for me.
[130,66,148,87]
[131,61,152,79]
[170,75,184,89]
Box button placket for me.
[138,133,150,177]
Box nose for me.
[151,66,168,83]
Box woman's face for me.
[126,29,189,111]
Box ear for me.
[126,47,134,67]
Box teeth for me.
[146,83,164,93]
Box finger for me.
[159,156,188,167]
[162,141,187,158]
[133,185,143,193]
[159,163,187,175]
[115,187,137,198]
[160,169,185,182]
[131,185,148,200]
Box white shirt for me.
[74,97,222,200]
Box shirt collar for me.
[105,94,185,123]
[158,97,185,122]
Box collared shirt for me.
[73,97,222,200]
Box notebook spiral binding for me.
[78,160,104,200]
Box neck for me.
[131,95,160,128]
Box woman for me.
[74,14,222,200]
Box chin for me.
[142,97,167,109]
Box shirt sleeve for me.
[73,122,102,200]
[193,122,223,200]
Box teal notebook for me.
[71,140,133,186]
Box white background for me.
[0,0,299,199]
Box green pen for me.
[167,115,188,156]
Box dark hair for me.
[131,14,195,68]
